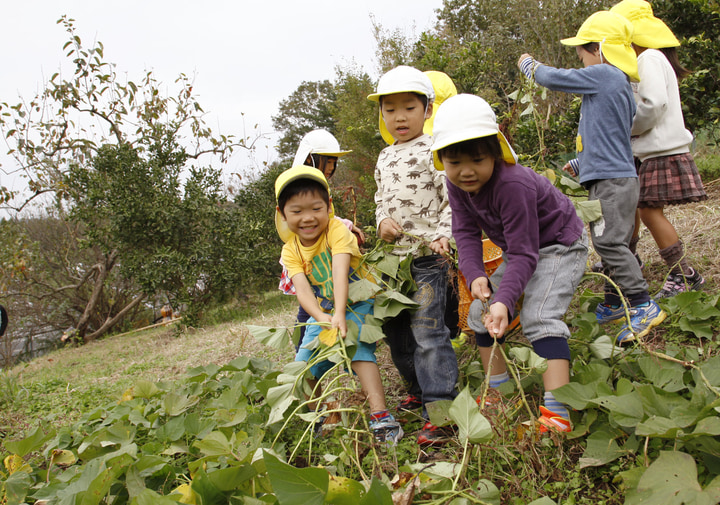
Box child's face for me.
[380,92,432,144]
[279,191,331,247]
[576,46,602,67]
[441,150,495,195]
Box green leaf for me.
[4,425,52,457]
[635,416,682,438]
[574,199,603,223]
[588,335,625,359]
[476,479,501,505]
[426,399,454,428]
[508,347,547,374]
[637,356,686,392]
[524,498,557,505]
[591,390,644,428]
[246,324,291,349]
[3,470,32,505]
[579,431,625,468]
[358,323,386,344]
[194,431,231,457]
[348,278,381,303]
[130,488,180,505]
[449,387,492,444]
[625,451,720,505]
[132,380,160,398]
[358,477,393,505]
[163,392,197,416]
[325,475,365,505]
[264,451,328,505]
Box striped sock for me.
[371,410,390,421]
[488,371,510,388]
[543,392,569,419]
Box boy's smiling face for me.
[380,92,432,144]
[279,190,331,246]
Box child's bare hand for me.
[483,302,509,338]
[470,276,492,301]
[429,237,450,256]
[378,218,402,243]
[331,313,347,338]
[518,53,533,67]
[351,225,366,246]
[563,162,577,176]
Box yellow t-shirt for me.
[281,219,371,311]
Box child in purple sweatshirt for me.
[431,93,588,433]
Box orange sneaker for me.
[537,406,571,433]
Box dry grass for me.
[588,178,720,292]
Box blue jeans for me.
[383,255,458,411]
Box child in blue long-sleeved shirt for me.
[518,10,665,345]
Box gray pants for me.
[589,178,648,298]
[468,230,588,344]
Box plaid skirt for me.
[638,153,707,208]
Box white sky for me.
[1,0,443,208]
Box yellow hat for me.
[377,70,458,145]
[561,10,640,82]
[610,0,680,49]
[275,165,334,243]
[430,94,518,171]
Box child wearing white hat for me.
[611,0,707,298]
[368,65,458,445]
[518,10,665,345]
[431,93,588,433]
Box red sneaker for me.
[417,422,455,446]
[537,406,571,433]
[397,394,422,412]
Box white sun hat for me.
[291,129,352,168]
[430,94,518,170]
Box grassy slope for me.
[1,180,719,502]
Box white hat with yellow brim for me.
[561,10,640,82]
[291,129,352,168]
[430,94,518,171]
[367,66,435,145]
[610,0,680,49]
[275,165,334,243]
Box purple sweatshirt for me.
[448,160,583,312]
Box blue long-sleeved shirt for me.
[532,63,637,185]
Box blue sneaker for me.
[615,300,666,344]
[595,303,627,325]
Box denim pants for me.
[383,255,458,411]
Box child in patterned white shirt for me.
[368,65,458,446]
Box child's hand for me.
[484,302,509,338]
[378,218,402,243]
[562,162,576,176]
[429,237,450,256]
[351,224,366,246]
[518,53,533,67]
[470,276,492,301]
[331,312,347,338]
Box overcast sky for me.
[1,0,443,206]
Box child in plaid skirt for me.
[611,0,707,298]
